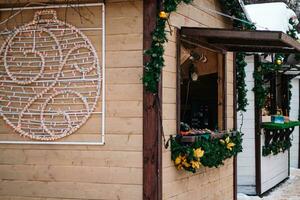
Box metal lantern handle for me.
[33,10,58,22]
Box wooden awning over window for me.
[181,28,300,53]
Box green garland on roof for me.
[219,0,256,30]
[285,17,300,111]
[287,18,299,40]
[143,0,193,93]
[143,0,257,94]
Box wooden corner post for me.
[254,54,262,195]
[233,52,237,200]
[143,1,162,200]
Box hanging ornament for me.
[275,59,282,65]
[159,11,168,20]
[275,57,283,66]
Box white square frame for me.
[0,3,106,145]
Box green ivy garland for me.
[143,0,193,93]
[285,17,300,110]
[219,0,256,30]
[236,53,248,112]
[143,0,256,94]
[287,18,299,40]
[262,139,292,156]
[171,131,243,173]
[219,0,256,112]
[253,17,299,112]
[252,65,266,110]
[254,18,299,112]
[253,61,282,109]
[288,81,292,112]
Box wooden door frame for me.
[233,53,237,200]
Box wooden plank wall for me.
[162,0,235,199]
[0,1,144,199]
[237,56,256,195]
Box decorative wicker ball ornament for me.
[0,10,102,141]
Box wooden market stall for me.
[237,3,300,195]
[237,54,300,195]
[0,1,240,200]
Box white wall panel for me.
[290,79,299,168]
[237,56,256,195]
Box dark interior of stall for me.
[180,74,218,130]
[264,72,291,116]
[179,45,219,131]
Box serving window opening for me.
[179,44,225,132]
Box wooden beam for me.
[298,79,300,169]
[208,38,286,47]
[223,46,298,53]
[181,36,226,54]
[143,1,162,200]
[254,55,262,195]
[281,33,300,52]
[176,29,181,134]
[181,28,282,40]
[233,53,237,200]
[181,27,300,53]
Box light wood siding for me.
[0,1,143,200]
[162,1,234,200]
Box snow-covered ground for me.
[238,168,300,200]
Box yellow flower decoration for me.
[182,160,191,168]
[227,142,235,151]
[176,164,183,170]
[225,137,230,143]
[175,156,182,165]
[220,137,235,151]
[193,148,205,158]
[174,155,190,170]
[191,160,201,169]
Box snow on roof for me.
[244,2,296,32]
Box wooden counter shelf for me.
[261,121,300,130]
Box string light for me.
[0,10,101,141]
